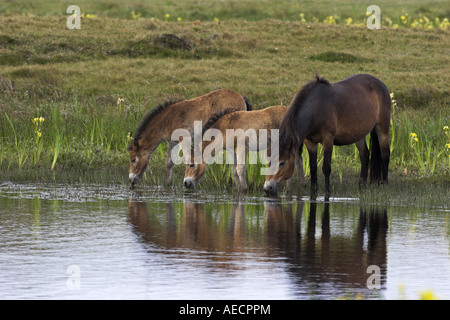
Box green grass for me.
[1,0,449,24]
[0,0,448,206]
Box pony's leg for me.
[295,144,305,185]
[231,152,240,188]
[231,164,240,187]
[286,145,303,193]
[166,140,176,182]
[285,175,293,193]
[322,136,334,201]
[379,133,390,183]
[236,147,248,190]
[375,125,391,183]
[237,164,248,190]
[305,140,318,200]
[355,138,369,187]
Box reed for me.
[1,95,447,183]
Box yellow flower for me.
[177,17,182,21]
[401,15,406,20]
[420,290,439,300]
[33,117,39,123]
[39,117,44,123]
[410,132,417,138]
[323,15,336,25]
[214,17,220,22]
[299,13,306,22]
[439,18,449,30]
[37,131,42,138]
[131,11,142,20]
[443,126,449,130]
[446,143,450,150]
[165,13,170,19]
[390,93,394,99]
[345,17,353,25]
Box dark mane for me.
[131,98,183,141]
[127,99,183,151]
[279,75,330,154]
[289,75,330,117]
[201,108,240,135]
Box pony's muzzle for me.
[263,180,278,197]
[129,173,140,186]
[184,177,195,189]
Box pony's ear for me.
[127,138,139,151]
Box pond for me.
[0,181,449,300]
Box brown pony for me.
[183,105,304,190]
[264,74,391,199]
[128,89,251,185]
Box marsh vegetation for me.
[0,0,448,206]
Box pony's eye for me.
[131,158,137,163]
[189,164,195,168]
[279,161,286,167]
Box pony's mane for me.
[130,98,183,143]
[279,76,330,154]
[201,108,240,135]
[290,76,330,113]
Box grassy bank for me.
[0,1,449,206]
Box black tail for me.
[369,128,382,183]
[244,96,252,111]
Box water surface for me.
[0,182,448,299]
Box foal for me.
[184,105,304,190]
[128,89,251,185]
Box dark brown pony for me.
[264,74,391,199]
[128,89,251,185]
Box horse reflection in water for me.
[128,197,249,254]
[265,202,388,290]
[128,198,388,293]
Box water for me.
[0,181,448,300]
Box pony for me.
[263,74,391,199]
[128,89,251,185]
[183,105,304,190]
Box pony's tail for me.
[244,96,252,111]
[369,128,382,183]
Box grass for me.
[1,0,449,24]
[0,0,449,207]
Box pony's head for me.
[263,77,323,196]
[127,99,183,185]
[184,108,238,189]
[128,138,152,185]
[183,148,207,189]
[263,148,295,196]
